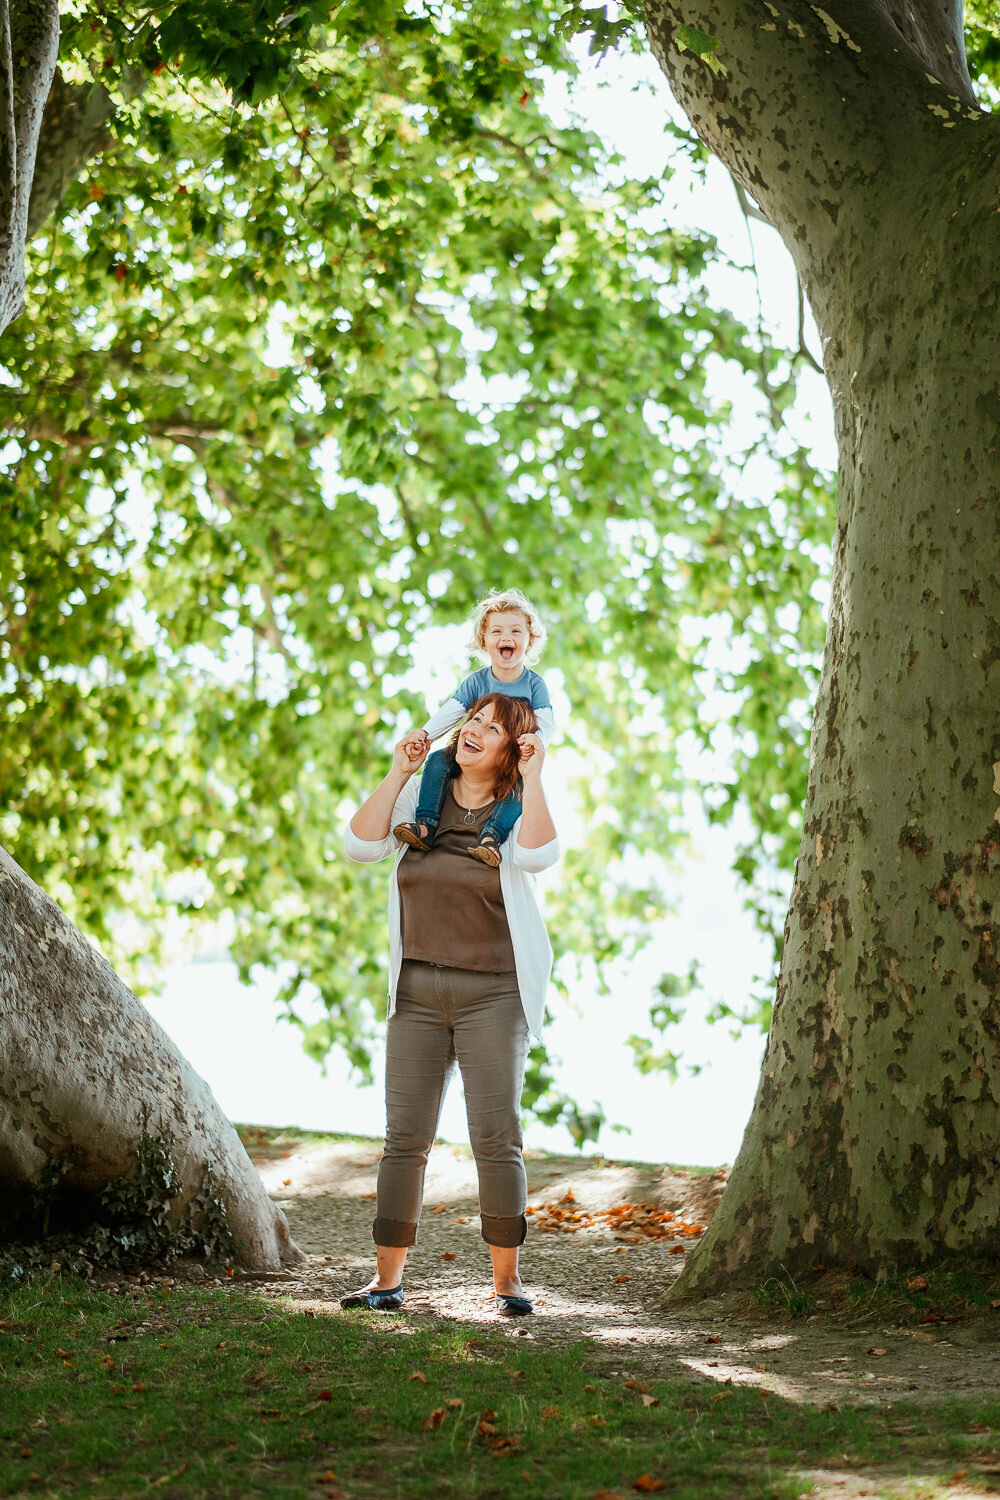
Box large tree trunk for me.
[0,0,58,336]
[644,0,1000,1287]
[0,846,303,1271]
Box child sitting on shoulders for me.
[393,588,553,867]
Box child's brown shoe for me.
[393,821,433,851]
[467,836,501,867]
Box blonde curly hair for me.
[469,588,547,664]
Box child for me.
[393,588,553,867]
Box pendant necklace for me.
[455,779,480,825]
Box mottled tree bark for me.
[0,846,303,1271]
[646,0,1000,1288]
[0,0,58,335]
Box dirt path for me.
[244,1134,1000,1413]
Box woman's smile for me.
[456,707,506,770]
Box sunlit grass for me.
[2,1278,1000,1498]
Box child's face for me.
[483,610,532,677]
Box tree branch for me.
[880,0,973,101]
[796,279,823,375]
[0,0,59,335]
[642,0,979,265]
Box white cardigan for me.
[343,774,559,1039]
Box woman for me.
[341,692,559,1315]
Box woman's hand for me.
[517,732,545,780]
[349,733,428,843]
[515,733,554,848]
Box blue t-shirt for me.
[455,666,551,713]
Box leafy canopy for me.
[0,0,832,1139]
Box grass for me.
[749,1262,1000,1327]
[3,1277,1000,1499]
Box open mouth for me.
[499,645,515,659]
[461,736,483,755]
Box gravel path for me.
[240,1134,1000,1416]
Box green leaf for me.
[675,25,727,75]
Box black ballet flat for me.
[340,1283,404,1311]
[495,1293,533,1317]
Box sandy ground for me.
[241,1134,1000,1420]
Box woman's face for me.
[455,703,509,777]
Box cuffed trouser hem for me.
[481,1213,527,1248]
[373,1217,418,1248]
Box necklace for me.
[453,781,489,825]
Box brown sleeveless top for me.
[397,784,516,972]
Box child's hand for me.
[394,733,430,774]
[400,729,430,761]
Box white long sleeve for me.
[422,696,467,742]
[423,697,554,745]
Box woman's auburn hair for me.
[442,693,537,803]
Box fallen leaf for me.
[317,1389,333,1401]
[489,1434,520,1454]
[313,1472,337,1483]
[541,1405,561,1419]
[669,1245,685,1255]
[640,1394,660,1408]
[432,1204,448,1214]
[282,1179,292,1187]
[410,1371,427,1383]
[480,1419,499,1435]
[906,1274,928,1291]
[614,1276,631,1284]
[867,1348,888,1357]
[422,1407,448,1431]
[445,1398,464,1409]
[633,1476,665,1493]
[704,1334,721,1344]
[441,1252,457,1261]
[625,1380,651,1393]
